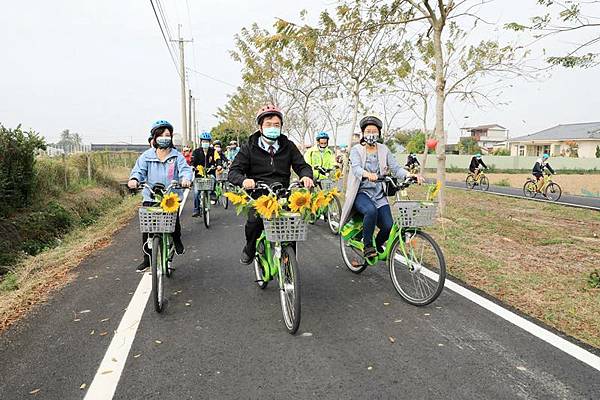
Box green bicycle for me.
[215,168,231,210]
[137,180,182,313]
[339,176,446,306]
[313,166,342,235]
[466,168,489,191]
[245,181,306,334]
[523,171,562,202]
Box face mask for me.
[263,127,281,140]
[214,147,221,152]
[155,137,172,149]
[364,135,378,146]
[201,142,210,150]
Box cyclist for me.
[469,153,488,179]
[304,131,336,183]
[405,152,420,172]
[229,104,314,264]
[226,140,240,162]
[340,116,422,259]
[128,120,193,272]
[191,132,219,216]
[182,145,193,165]
[533,153,555,190]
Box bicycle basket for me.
[138,207,177,233]
[194,177,216,191]
[263,213,308,242]
[395,201,437,227]
[216,171,228,181]
[320,179,335,191]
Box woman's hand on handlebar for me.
[363,172,378,182]
[408,174,424,184]
[180,179,192,188]
[127,179,139,189]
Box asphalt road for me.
[1,195,599,399]
[445,180,600,210]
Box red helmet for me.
[256,104,283,126]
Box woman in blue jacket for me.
[128,120,193,272]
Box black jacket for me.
[533,160,555,176]
[228,131,313,188]
[406,155,420,167]
[191,147,227,176]
[469,157,487,172]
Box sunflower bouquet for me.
[196,165,206,177]
[225,186,340,222]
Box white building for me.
[509,122,600,158]
[460,124,509,151]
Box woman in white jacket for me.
[340,116,421,258]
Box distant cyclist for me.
[191,132,219,215]
[405,153,420,173]
[469,153,488,179]
[226,140,240,162]
[304,131,336,184]
[128,120,193,272]
[532,153,555,190]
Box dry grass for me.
[0,196,139,333]
[445,172,600,196]
[425,190,600,348]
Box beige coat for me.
[339,143,392,228]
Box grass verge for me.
[0,195,139,333]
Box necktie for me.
[268,145,275,158]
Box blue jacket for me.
[129,148,194,202]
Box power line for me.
[149,0,180,76]
[155,0,178,57]
[185,67,238,88]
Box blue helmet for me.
[316,131,329,140]
[151,120,173,136]
[475,153,482,159]
[542,153,549,160]
[199,131,212,141]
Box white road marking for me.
[84,189,189,400]
[393,254,600,372]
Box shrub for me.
[496,179,511,187]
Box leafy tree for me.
[596,145,600,158]
[406,131,427,154]
[458,137,480,155]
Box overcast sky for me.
[1,0,598,145]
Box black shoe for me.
[136,261,149,273]
[364,246,377,259]
[192,210,200,217]
[174,240,185,255]
[240,246,254,265]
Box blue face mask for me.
[201,142,210,150]
[156,137,172,149]
[263,127,281,140]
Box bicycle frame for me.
[255,232,288,286]
[146,232,173,271]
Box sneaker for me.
[174,240,185,255]
[240,246,254,265]
[136,261,149,273]
[364,246,377,259]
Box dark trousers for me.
[141,201,182,265]
[244,210,264,255]
[354,193,393,250]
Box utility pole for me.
[188,89,193,146]
[192,98,198,148]
[171,24,192,146]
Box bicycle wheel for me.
[221,184,229,209]
[165,236,173,278]
[388,230,446,306]
[151,236,165,313]
[340,232,367,274]
[545,182,562,202]
[203,192,210,229]
[465,174,475,189]
[479,176,489,191]
[279,245,301,334]
[254,240,268,289]
[523,180,538,198]
[326,197,342,235]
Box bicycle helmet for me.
[199,131,212,141]
[150,120,173,136]
[475,153,482,159]
[256,104,283,126]
[316,131,330,140]
[359,116,383,133]
[542,153,549,160]
[213,140,222,146]
[230,140,237,145]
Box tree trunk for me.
[433,25,447,213]
[342,79,361,190]
[420,99,429,176]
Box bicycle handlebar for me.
[242,180,304,198]
[130,180,184,196]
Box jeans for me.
[141,201,182,265]
[354,193,393,250]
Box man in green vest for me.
[304,131,336,181]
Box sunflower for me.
[334,169,342,181]
[254,195,280,219]
[288,190,312,213]
[196,165,205,177]
[225,191,248,206]
[160,193,180,213]
[311,191,329,214]
[326,187,341,200]
[427,181,441,201]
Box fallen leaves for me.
[80,383,87,390]
[388,336,396,344]
[155,340,162,344]
[29,388,41,395]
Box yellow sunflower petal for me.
[160,193,180,213]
